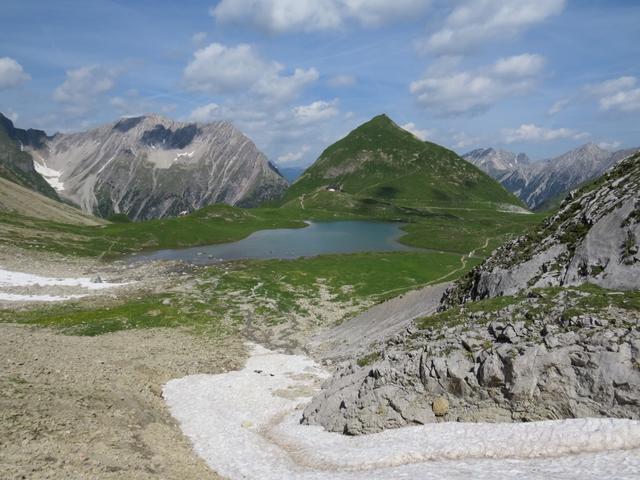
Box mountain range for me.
[464,144,639,210]
[1,113,288,221]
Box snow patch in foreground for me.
[163,344,640,480]
[0,267,127,302]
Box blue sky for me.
[1,0,639,166]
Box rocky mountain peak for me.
[23,114,288,220]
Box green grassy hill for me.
[283,114,523,211]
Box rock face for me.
[0,113,57,200]
[443,152,640,307]
[27,115,288,220]
[464,143,639,210]
[303,153,640,435]
[462,148,530,178]
[303,289,640,434]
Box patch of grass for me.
[0,294,233,337]
[357,351,381,367]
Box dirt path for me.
[0,323,245,479]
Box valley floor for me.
[0,323,245,479]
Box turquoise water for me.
[130,221,418,264]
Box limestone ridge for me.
[25,114,288,220]
[302,153,640,435]
[443,151,640,307]
[464,143,639,210]
[0,113,58,200]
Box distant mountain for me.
[0,113,58,200]
[284,114,523,210]
[25,115,288,220]
[278,166,305,184]
[464,143,639,210]
[462,148,530,178]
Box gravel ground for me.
[0,323,246,479]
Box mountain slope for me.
[0,176,104,225]
[302,152,640,435]
[462,147,530,178]
[465,143,638,210]
[284,115,523,210]
[443,151,640,306]
[0,113,58,200]
[27,115,288,220]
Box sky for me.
[1,0,639,167]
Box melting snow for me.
[163,344,640,480]
[0,267,128,302]
[33,156,65,191]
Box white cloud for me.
[586,76,640,112]
[327,74,356,87]
[0,57,30,90]
[211,0,430,33]
[451,132,481,149]
[189,103,221,123]
[192,32,208,46]
[291,99,339,124]
[547,97,570,115]
[502,123,588,143]
[492,54,545,77]
[410,54,545,115]
[183,43,318,104]
[53,65,117,113]
[597,141,621,151]
[277,145,311,164]
[419,0,565,54]
[400,122,434,141]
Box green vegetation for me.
[282,115,523,211]
[357,351,381,367]
[417,283,640,331]
[0,293,234,337]
[0,117,58,200]
[0,205,306,259]
[0,250,481,336]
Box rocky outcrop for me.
[0,113,58,200]
[462,148,530,178]
[26,115,288,220]
[464,143,639,210]
[304,153,640,435]
[303,288,640,434]
[442,152,640,307]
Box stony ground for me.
[0,323,246,479]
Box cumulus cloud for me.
[502,123,588,143]
[277,145,311,164]
[400,122,434,141]
[53,65,118,114]
[0,57,30,90]
[327,74,356,87]
[291,99,339,124]
[192,32,208,46]
[211,0,431,33]
[183,43,318,104]
[419,0,565,54]
[410,54,545,115]
[586,76,640,112]
[548,97,570,115]
[451,132,481,149]
[597,140,621,151]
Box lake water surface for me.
[130,221,417,264]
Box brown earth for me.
[0,323,246,479]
